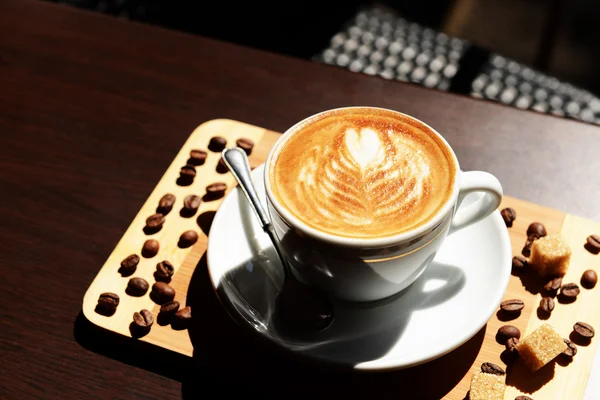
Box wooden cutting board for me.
[82,119,600,399]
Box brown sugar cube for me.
[515,323,567,372]
[469,372,506,400]
[529,233,571,278]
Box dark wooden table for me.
[2,1,600,399]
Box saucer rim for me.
[206,164,512,371]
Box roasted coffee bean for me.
[133,309,154,329]
[126,277,149,296]
[119,254,140,276]
[506,337,519,353]
[189,149,208,165]
[155,260,175,282]
[497,325,521,343]
[527,222,547,238]
[183,195,201,212]
[560,282,580,298]
[142,239,160,258]
[563,338,577,357]
[236,138,254,155]
[581,269,598,289]
[501,208,517,227]
[481,362,505,375]
[205,182,227,199]
[544,276,562,292]
[160,300,180,315]
[522,237,534,257]
[179,165,196,184]
[180,164,196,178]
[208,136,227,152]
[157,193,176,215]
[151,282,176,304]
[539,296,555,313]
[586,234,600,254]
[174,306,192,328]
[216,157,229,173]
[179,230,199,248]
[573,322,595,338]
[512,255,528,270]
[500,299,525,313]
[97,292,119,312]
[145,213,165,230]
[515,397,533,400]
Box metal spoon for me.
[222,147,334,333]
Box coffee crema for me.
[269,108,456,238]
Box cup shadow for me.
[213,251,466,363]
[183,327,485,400]
[182,252,481,400]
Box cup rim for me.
[263,106,461,248]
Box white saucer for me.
[206,164,511,371]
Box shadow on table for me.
[181,253,482,400]
[73,311,192,382]
[74,251,483,399]
[183,325,485,399]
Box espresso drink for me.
[269,108,456,238]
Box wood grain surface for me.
[3,1,600,399]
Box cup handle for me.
[450,171,503,232]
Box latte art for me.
[270,108,456,238]
[296,127,432,226]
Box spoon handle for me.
[221,147,271,229]
[222,147,292,279]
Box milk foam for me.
[270,109,455,238]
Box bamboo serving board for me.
[82,119,600,399]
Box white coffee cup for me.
[264,107,503,302]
